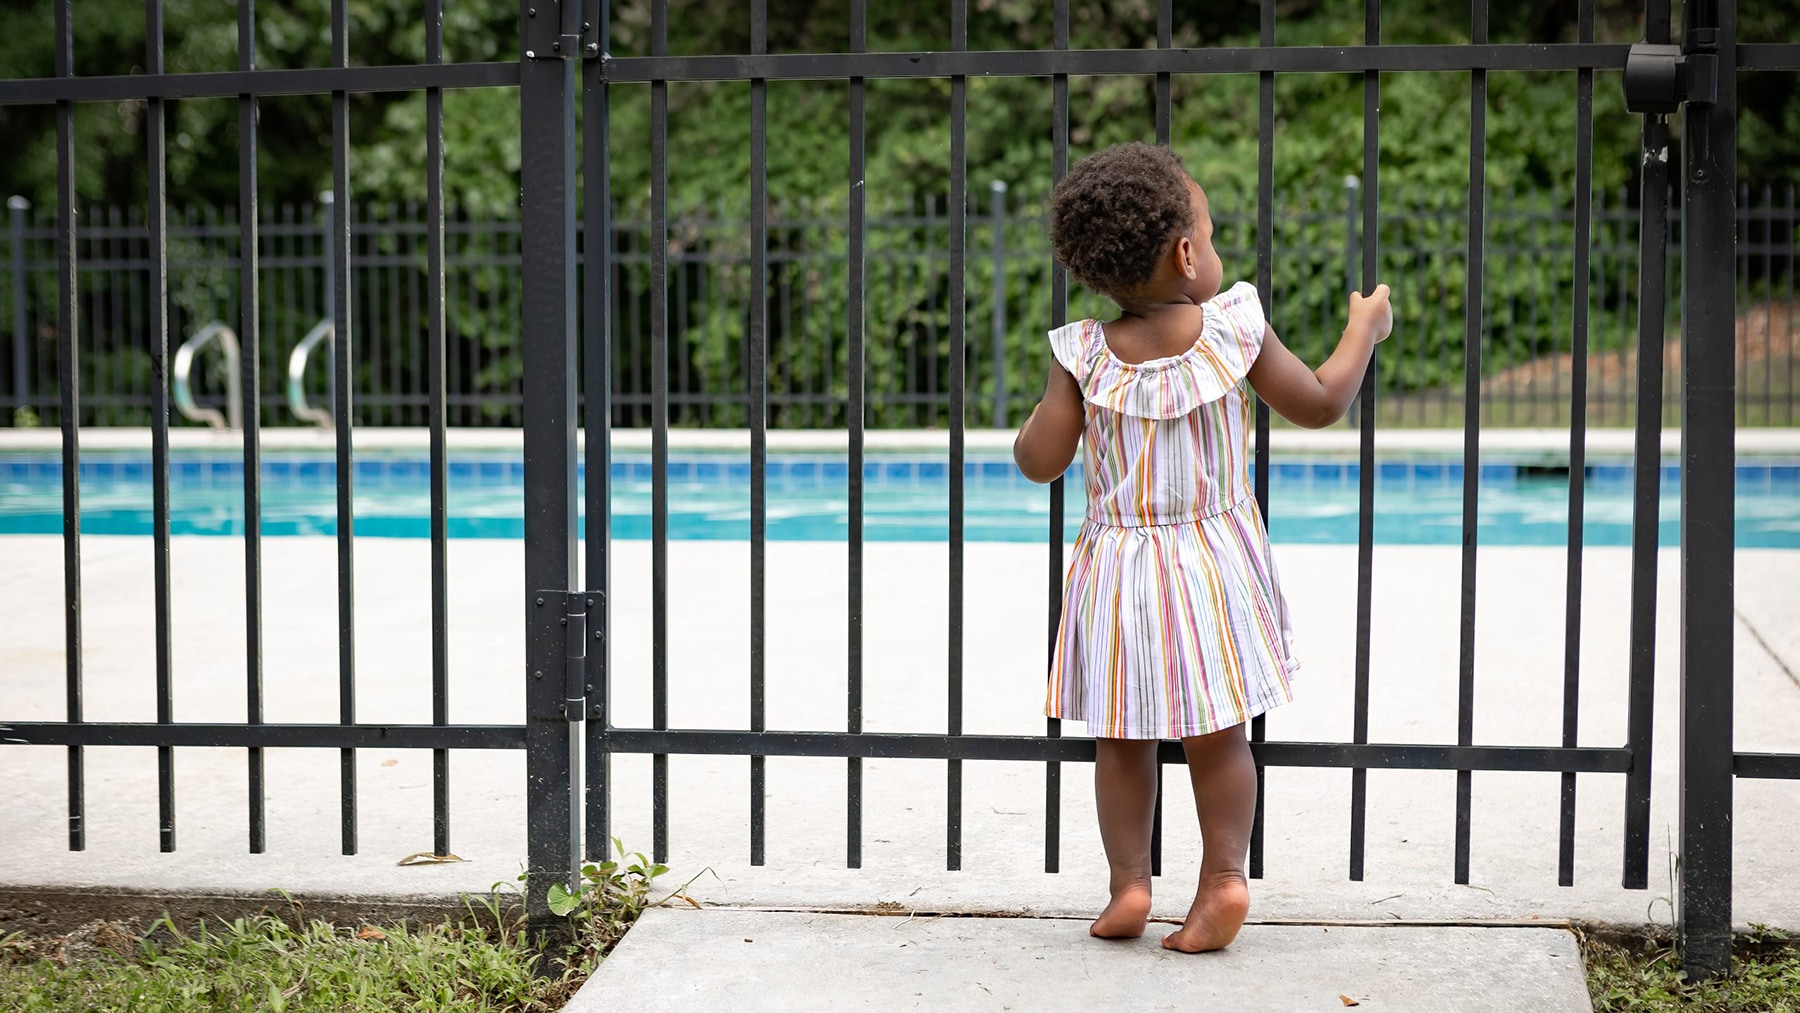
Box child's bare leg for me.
[1163,725,1256,952]
[1090,737,1159,938]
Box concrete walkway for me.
[568,908,1594,1012]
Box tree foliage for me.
[2,0,1796,215]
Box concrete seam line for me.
[651,904,1579,930]
[1735,606,1800,692]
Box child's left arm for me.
[1013,364,1084,483]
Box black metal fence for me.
[6,183,1797,430]
[0,0,1795,982]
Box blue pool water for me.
[1,453,1797,547]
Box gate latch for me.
[523,0,602,60]
[1623,43,1717,115]
[538,590,603,721]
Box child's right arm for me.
[1246,284,1392,429]
[1013,363,1084,483]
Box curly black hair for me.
[1048,142,1194,299]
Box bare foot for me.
[1089,881,1153,939]
[1161,873,1250,953]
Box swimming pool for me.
[0,452,1796,547]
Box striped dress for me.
[1045,281,1298,739]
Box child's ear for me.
[1176,236,1198,279]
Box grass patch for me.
[0,904,578,1012]
[0,853,689,1012]
[1584,924,1800,1013]
[0,843,690,1010]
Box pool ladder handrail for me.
[286,318,335,428]
[171,321,242,430]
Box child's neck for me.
[1115,288,1200,320]
[1103,289,1209,365]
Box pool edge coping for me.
[1,427,1798,458]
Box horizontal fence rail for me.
[4,43,1798,107]
[4,187,1797,430]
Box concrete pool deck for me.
[2,535,1797,936]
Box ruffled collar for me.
[1046,281,1267,421]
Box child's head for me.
[1049,142,1220,306]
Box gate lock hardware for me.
[524,0,602,60]
[536,590,603,721]
[1623,42,1717,115]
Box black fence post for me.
[519,0,583,940]
[8,196,26,420]
[1676,0,1736,980]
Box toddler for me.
[1013,142,1392,951]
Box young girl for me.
[1013,143,1392,952]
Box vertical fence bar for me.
[1147,0,1174,880]
[584,0,615,863]
[1676,0,1736,979]
[1347,0,1378,884]
[1248,0,1275,881]
[106,208,120,425]
[1622,0,1671,894]
[147,0,176,853]
[945,0,968,873]
[330,0,359,856]
[236,0,266,854]
[10,197,28,418]
[1344,179,1360,306]
[1734,186,1747,427]
[1736,186,1748,425]
[314,193,327,410]
[53,0,84,853]
[405,204,422,427]
[1556,0,1595,889]
[1759,185,1771,422]
[84,208,96,427]
[1154,0,1171,144]
[989,180,1006,428]
[846,0,866,870]
[649,0,671,865]
[1453,0,1488,887]
[520,0,582,929]
[426,0,451,858]
[124,210,137,422]
[1043,0,1069,877]
[748,0,769,868]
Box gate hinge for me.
[1623,42,1717,115]
[523,0,603,60]
[536,590,603,720]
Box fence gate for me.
[545,0,1795,980]
[1,0,1794,981]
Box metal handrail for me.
[286,318,335,427]
[171,321,242,430]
